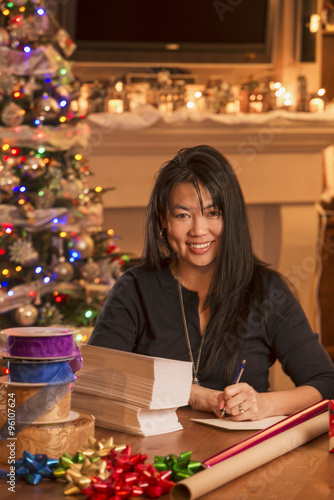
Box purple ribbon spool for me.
[7,334,74,358]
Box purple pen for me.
[221,359,246,416]
[233,359,246,384]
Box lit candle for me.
[158,102,174,113]
[225,101,240,113]
[185,84,205,102]
[284,92,292,110]
[108,99,124,114]
[187,101,196,110]
[248,99,263,113]
[185,84,205,112]
[275,85,286,108]
[70,100,79,112]
[77,96,89,115]
[309,97,325,113]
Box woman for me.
[89,145,334,419]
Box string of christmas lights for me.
[0,0,128,333]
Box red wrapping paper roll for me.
[172,401,329,500]
[330,400,334,452]
[203,399,329,467]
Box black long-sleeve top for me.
[89,263,334,399]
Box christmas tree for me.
[0,1,125,331]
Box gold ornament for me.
[14,304,39,326]
[70,233,94,259]
[34,93,60,121]
[53,257,74,282]
[1,102,25,127]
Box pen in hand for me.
[233,359,246,385]
[221,359,246,417]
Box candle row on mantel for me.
[106,86,328,115]
[106,93,327,115]
[81,75,329,116]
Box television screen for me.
[60,0,281,64]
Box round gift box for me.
[4,381,72,424]
[0,375,72,425]
[0,412,95,464]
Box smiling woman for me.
[162,181,224,346]
[89,145,334,421]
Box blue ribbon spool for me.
[8,361,76,384]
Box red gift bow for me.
[81,445,174,499]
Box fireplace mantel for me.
[87,111,334,208]
[91,116,334,155]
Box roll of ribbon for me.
[0,380,74,439]
[8,361,76,384]
[7,334,74,358]
[0,412,95,463]
[5,383,71,423]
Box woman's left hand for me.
[218,382,267,420]
[189,384,224,417]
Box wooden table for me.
[1,407,334,500]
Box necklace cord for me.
[176,266,206,385]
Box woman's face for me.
[162,181,223,271]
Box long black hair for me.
[142,145,291,380]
